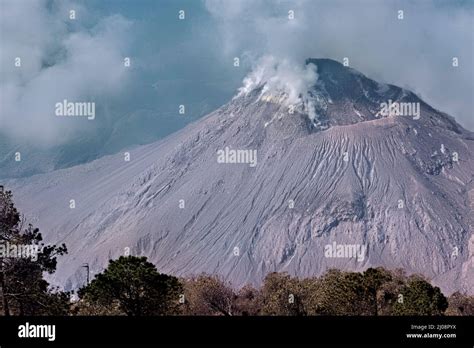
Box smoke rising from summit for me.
[237,56,319,120]
[205,0,474,130]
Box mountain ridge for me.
[5,58,474,294]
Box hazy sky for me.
[1,0,472,153]
[204,0,474,129]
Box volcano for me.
[6,58,474,294]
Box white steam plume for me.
[237,56,319,121]
[205,0,474,130]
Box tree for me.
[234,284,262,316]
[375,269,407,315]
[78,256,182,316]
[392,275,448,315]
[311,269,370,315]
[259,272,308,315]
[362,267,393,315]
[256,270,393,316]
[182,274,236,315]
[445,292,474,316]
[0,189,68,315]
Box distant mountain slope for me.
[5,59,474,293]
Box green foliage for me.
[247,268,449,317]
[392,275,448,315]
[310,269,369,315]
[0,189,69,316]
[259,272,308,315]
[362,267,393,315]
[78,256,182,316]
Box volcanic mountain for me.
[5,59,474,293]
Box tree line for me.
[1,188,472,316]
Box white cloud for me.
[205,0,474,130]
[0,0,133,145]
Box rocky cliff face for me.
[6,59,474,293]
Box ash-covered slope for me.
[6,59,474,293]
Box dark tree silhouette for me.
[0,189,68,315]
[78,256,182,316]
